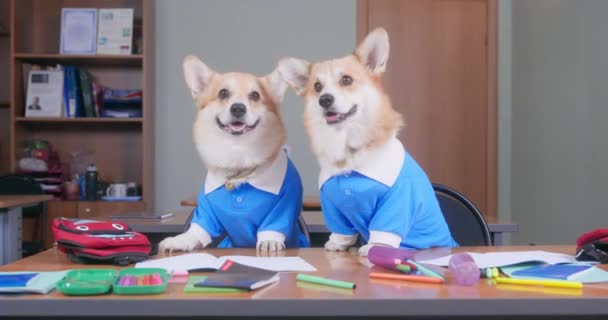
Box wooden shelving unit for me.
[7,0,155,248]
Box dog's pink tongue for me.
[229,122,245,132]
[325,114,341,123]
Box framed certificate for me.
[60,8,98,54]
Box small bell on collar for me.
[225,181,235,191]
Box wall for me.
[154,0,356,211]
[511,0,608,244]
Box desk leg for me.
[0,207,23,265]
[492,232,503,246]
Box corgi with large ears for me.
[159,55,310,253]
[279,28,457,256]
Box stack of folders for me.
[189,260,280,292]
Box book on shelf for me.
[77,68,96,117]
[193,260,280,291]
[110,211,175,221]
[25,68,64,118]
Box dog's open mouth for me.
[216,117,260,135]
[324,105,358,125]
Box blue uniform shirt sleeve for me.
[258,165,303,237]
[190,189,225,239]
[369,177,414,240]
[320,189,357,235]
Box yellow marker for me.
[495,277,582,289]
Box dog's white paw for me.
[256,240,285,253]
[358,244,375,256]
[158,232,202,254]
[324,240,349,252]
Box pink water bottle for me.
[448,253,480,286]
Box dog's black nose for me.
[230,103,247,118]
[318,94,334,109]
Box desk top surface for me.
[0,195,53,209]
[1,246,607,318]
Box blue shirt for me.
[320,148,457,249]
[191,154,310,248]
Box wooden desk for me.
[0,195,52,265]
[0,246,607,319]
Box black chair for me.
[0,174,48,256]
[183,208,311,247]
[433,183,492,246]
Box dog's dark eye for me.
[218,89,230,99]
[340,75,353,86]
[249,91,260,102]
[314,81,323,93]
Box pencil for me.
[406,259,445,281]
[495,277,583,289]
[296,274,356,289]
[369,272,444,284]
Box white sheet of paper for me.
[135,253,221,272]
[417,251,577,269]
[219,256,317,272]
[135,253,317,272]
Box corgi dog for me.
[159,55,310,253]
[278,28,457,256]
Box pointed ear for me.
[183,55,215,100]
[262,67,288,104]
[277,57,310,96]
[355,28,390,74]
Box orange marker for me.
[369,272,444,284]
[136,275,144,286]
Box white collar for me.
[205,149,288,195]
[318,138,405,189]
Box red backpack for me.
[52,218,155,265]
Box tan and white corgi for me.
[159,55,309,253]
[279,28,456,256]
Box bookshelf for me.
[7,0,155,248]
[0,0,10,174]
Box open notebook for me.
[135,253,316,272]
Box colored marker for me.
[395,264,411,273]
[369,272,444,284]
[495,277,582,289]
[296,274,356,289]
[406,259,445,281]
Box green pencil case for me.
[113,268,168,295]
[56,269,117,296]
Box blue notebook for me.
[0,273,39,287]
[511,264,591,280]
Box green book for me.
[184,276,246,293]
[77,68,96,117]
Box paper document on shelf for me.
[135,253,316,272]
[417,251,578,269]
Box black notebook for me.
[193,260,280,291]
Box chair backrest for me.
[433,183,492,246]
